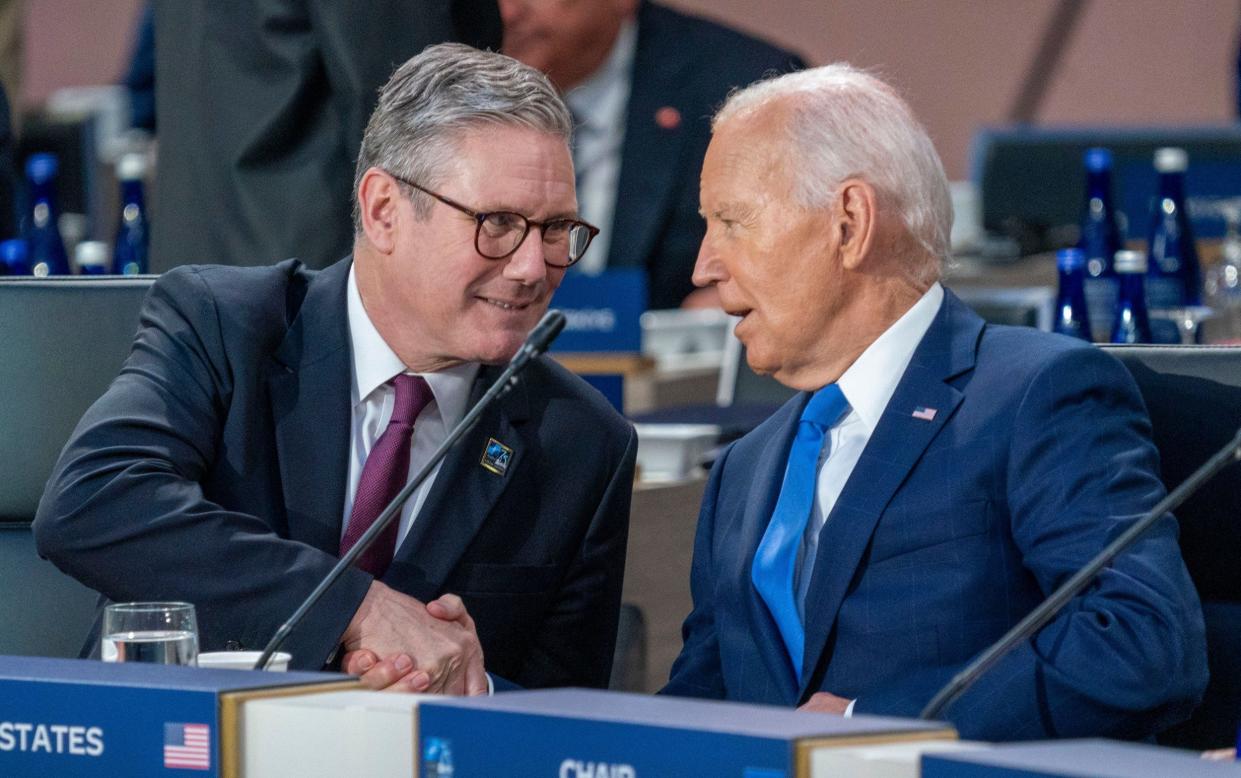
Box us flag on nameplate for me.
[911,406,938,421]
[163,722,210,770]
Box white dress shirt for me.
[791,283,944,715]
[342,265,480,550]
[564,19,637,275]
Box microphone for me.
[253,309,567,670]
[920,424,1241,721]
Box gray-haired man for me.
[36,44,637,695]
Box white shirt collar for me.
[564,19,637,134]
[836,282,945,433]
[346,263,479,422]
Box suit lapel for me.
[608,3,694,270]
[385,364,532,601]
[267,259,354,556]
[736,396,806,703]
[798,291,983,699]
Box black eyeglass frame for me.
[385,171,599,268]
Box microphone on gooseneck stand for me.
[252,309,567,671]
[919,424,1241,722]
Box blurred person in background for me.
[500,0,804,309]
[150,0,500,272]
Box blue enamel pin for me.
[481,438,513,475]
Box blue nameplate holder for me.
[419,688,955,777]
[0,655,353,777]
[550,270,648,412]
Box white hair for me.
[715,63,952,279]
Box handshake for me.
[338,580,487,696]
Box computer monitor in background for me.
[974,125,1241,253]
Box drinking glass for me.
[101,602,199,666]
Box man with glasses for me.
[35,44,637,696]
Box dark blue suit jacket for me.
[663,290,1207,741]
[34,258,637,688]
[609,2,804,309]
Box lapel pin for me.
[480,437,513,475]
[655,106,681,130]
[911,406,938,421]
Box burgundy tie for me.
[340,373,434,578]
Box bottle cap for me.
[1153,147,1188,174]
[1056,247,1085,271]
[1113,249,1147,273]
[74,240,109,269]
[25,153,59,183]
[1084,147,1113,172]
[0,238,27,264]
[116,152,147,181]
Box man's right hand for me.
[340,582,487,695]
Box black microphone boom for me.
[920,424,1241,721]
[253,309,567,670]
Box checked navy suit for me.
[35,258,636,687]
[663,290,1207,741]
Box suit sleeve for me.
[660,442,731,699]
[33,267,372,669]
[942,345,1208,740]
[507,425,638,689]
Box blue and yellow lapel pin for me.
[480,438,513,475]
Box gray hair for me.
[352,43,573,232]
[715,63,952,280]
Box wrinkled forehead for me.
[702,111,795,199]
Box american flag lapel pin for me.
[911,406,938,421]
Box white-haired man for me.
[662,64,1207,741]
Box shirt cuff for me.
[486,672,494,696]
[844,698,856,717]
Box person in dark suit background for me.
[500,0,804,309]
[150,0,501,272]
[36,44,635,695]
[661,64,1207,741]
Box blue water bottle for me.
[1079,148,1122,340]
[0,238,27,275]
[112,152,149,275]
[24,153,71,276]
[1053,247,1092,341]
[1111,249,1153,344]
[1146,147,1201,308]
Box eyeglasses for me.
[386,172,599,268]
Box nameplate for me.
[419,688,955,777]
[0,655,354,777]
[551,270,647,353]
[922,738,1238,777]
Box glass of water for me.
[101,602,199,666]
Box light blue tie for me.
[751,383,849,682]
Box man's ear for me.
[357,168,401,254]
[833,178,878,271]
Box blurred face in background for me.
[499,0,639,91]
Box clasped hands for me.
[339,580,487,695]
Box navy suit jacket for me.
[609,2,804,309]
[35,258,637,688]
[663,290,1208,741]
